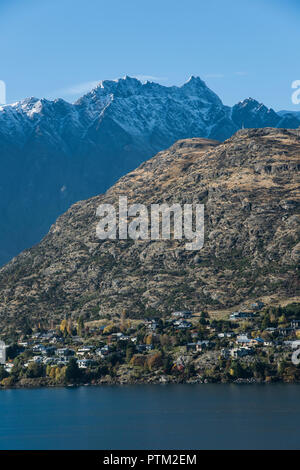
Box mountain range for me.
[278,110,300,119]
[0,127,299,331]
[0,75,299,266]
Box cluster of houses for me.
[1,304,299,376]
[220,322,300,360]
[170,310,193,329]
[229,311,255,321]
[229,302,265,321]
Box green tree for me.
[65,358,81,382]
[163,355,173,374]
[185,363,195,377]
[229,360,244,378]
[26,362,45,378]
[126,344,135,362]
[77,316,85,336]
[199,312,209,326]
[6,343,23,360]
[261,313,271,330]
[0,365,8,380]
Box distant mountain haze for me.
[0,76,299,266]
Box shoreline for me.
[1,376,299,390]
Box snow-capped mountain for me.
[0,76,299,266]
[232,98,300,129]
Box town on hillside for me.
[0,302,300,387]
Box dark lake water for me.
[0,384,299,449]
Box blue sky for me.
[0,0,299,110]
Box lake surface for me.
[0,384,299,449]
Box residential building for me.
[231,347,253,358]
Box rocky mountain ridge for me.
[0,127,299,331]
[1,76,299,266]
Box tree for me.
[277,360,288,375]
[130,354,146,368]
[252,360,266,379]
[198,325,207,340]
[1,376,15,387]
[65,358,81,382]
[107,352,120,368]
[120,309,126,331]
[163,355,173,374]
[20,320,32,336]
[103,323,117,335]
[199,312,208,326]
[126,344,135,362]
[48,367,57,380]
[77,316,85,336]
[26,362,45,379]
[67,318,73,336]
[261,313,271,330]
[185,363,195,377]
[0,365,8,380]
[229,361,244,378]
[145,334,153,345]
[6,343,23,360]
[160,334,171,348]
[55,366,66,383]
[60,319,68,335]
[11,358,24,380]
[147,352,163,370]
[278,314,287,325]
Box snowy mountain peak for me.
[237,97,259,106]
[81,75,215,100]
[232,98,280,128]
[0,75,299,266]
[236,97,269,110]
[185,75,207,87]
[93,75,143,98]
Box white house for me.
[78,359,94,369]
[4,363,14,374]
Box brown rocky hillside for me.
[0,128,299,330]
